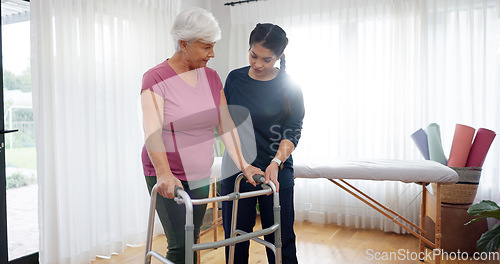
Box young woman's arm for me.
[265,139,296,192]
[266,83,305,192]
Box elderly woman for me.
[140,8,263,264]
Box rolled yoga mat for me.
[466,128,496,167]
[426,123,447,165]
[447,124,475,167]
[411,128,430,160]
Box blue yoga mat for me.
[411,128,430,160]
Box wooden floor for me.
[92,219,498,264]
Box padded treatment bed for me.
[212,158,459,264]
[294,159,458,183]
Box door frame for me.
[1,1,38,263]
[0,12,7,263]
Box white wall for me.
[180,0,209,10]
[208,0,232,83]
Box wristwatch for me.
[271,158,284,170]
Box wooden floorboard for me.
[91,219,498,264]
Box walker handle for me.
[174,185,183,197]
[252,174,266,184]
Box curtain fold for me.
[228,0,499,232]
[31,0,181,263]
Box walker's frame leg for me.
[273,190,282,264]
[144,184,175,264]
[228,176,243,264]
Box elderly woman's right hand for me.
[156,174,183,199]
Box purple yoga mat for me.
[466,128,496,167]
[411,128,430,160]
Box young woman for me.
[140,8,263,264]
[221,23,305,264]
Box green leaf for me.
[468,200,500,217]
[483,210,500,219]
[477,222,500,252]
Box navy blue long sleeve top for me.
[221,66,305,190]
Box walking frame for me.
[144,174,282,264]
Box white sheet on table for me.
[294,159,458,184]
[211,158,459,184]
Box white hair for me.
[171,7,221,52]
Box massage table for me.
[211,158,459,264]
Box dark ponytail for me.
[279,54,286,72]
[249,23,288,71]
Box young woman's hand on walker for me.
[265,162,280,193]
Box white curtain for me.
[228,0,500,232]
[31,0,180,263]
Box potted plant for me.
[466,200,500,252]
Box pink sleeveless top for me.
[141,60,222,181]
